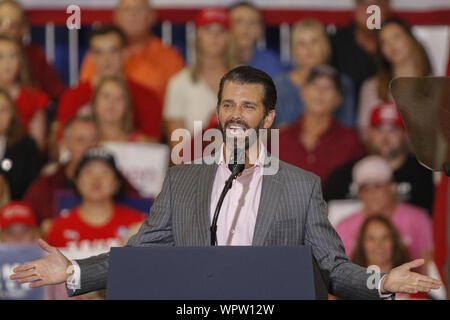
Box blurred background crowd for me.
[0,0,448,300]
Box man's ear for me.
[263,109,276,129]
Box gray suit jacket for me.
[69,159,383,299]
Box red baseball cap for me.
[195,7,229,29]
[370,102,404,129]
[0,201,37,229]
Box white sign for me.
[102,142,169,198]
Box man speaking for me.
[11,66,441,299]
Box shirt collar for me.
[218,142,266,171]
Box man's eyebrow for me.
[221,99,258,106]
[241,100,257,106]
[221,99,235,104]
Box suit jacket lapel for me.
[252,163,284,246]
[195,163,218,245]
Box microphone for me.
[228,147,246,177]
[210,147,246,246]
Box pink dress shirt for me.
[210,143,265,246]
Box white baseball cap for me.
[352,155,393,187]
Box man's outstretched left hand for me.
[381,259,442,295]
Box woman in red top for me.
[0,35,50,152]
[91,76,150,143]
[45,148,145,252]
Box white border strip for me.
[18,0,450,11]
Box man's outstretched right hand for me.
[10,238,73,288]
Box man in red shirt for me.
[324,102,435,213]
[79,0,184,103]
[279,65,365,184]
[56,25,162,141]
[23,116,139,228]
[0,0,66,101]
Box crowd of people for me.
[0,0,448,300]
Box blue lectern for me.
[106,246,328,300]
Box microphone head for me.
[228,147,245,175]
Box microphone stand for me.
[210,149,245,246]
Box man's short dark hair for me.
[230,1,259,12]
[72,148,124,199]
[306,65,342,95]
[63,115,96,139]
[217,65,277,115]
[89,24,127,48]
[229,1,262,21]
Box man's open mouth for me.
[227,125,247,136]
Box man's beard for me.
[218,116,266,150]
[372,144,405,160]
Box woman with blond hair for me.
[91,76,149,143]
[357,17,432,141]
[273,19,355,128]
[163,7,237,149]
[0,35,50,152]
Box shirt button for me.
[231,229,235,234]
